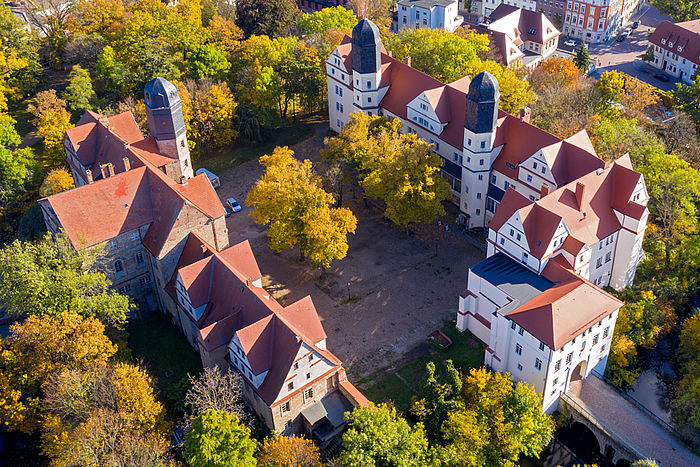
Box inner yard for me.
[210,122,487,387]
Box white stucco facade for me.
[397,0,464,32]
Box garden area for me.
[355,322,486,413]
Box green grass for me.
[356,324,486,414]
[127,312,203,419]
[194,122,315,174]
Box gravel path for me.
[571,375,699,466]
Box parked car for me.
[632,21,640,29]
[654,72,670,82]
[616,34,626,42]
[226,198,242,212]
[224,207,231,218]
[195,168,220,189]
[564,39,578,47]
[624,27,632,35]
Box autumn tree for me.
[597,70,626,106]
[671,76,700,133]
[529,57,581,91]
[235,0,300,38]
[27,90,72,165]
[105,96,149,135]
[297,6,356,35]
[442,368,554,466]
[257,435,322,466]
[651,0,700,22]
[247,146,357,269]
[663,112,700,164]
[591,117,665,163]
[62,33,108,70]
[185,366,245,423]
[340,404,434,466]
[349,0,392,28]
[672,313,700,445]
[63,65,96,113]
[532,78,601,138]
[39,168,75,197]
[0,312,117,432]
[71,0,125,39]
[0,5,41,109]
[185,409,257,467]
[0,231,131,323]
[18,0,72,67]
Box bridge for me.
[561,374,699,466]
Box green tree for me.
[246,146,357,269]
[573,43,590,73]
[185,409,256,467]
[187,44,231,80]
[297,5,356,34]
[63,65,96,113]
[0,4,41,109]
[96,45,129,94]
[591,117,665,162]
[410,360,463,442]
[650,0,700,22]
[340,403,433,466]
[27,90,72,165]
[596,70,626,105]
[0,231,131,323]
[671,76,700,133]
[235,0,300,38]
[442,368,554,467]
[0,113,35,194]
[641,46,655,62]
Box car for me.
[616,35,626,42]
[564,39,578,47]
[624,27,632,34]
[632,21,640,29]
[226,198,242,212]
[195,168,220,189]
[654,72,670,82]
[224,207,231,218]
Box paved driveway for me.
[213,123,486,379]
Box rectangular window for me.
[491,174,497,184]
[521,252,528,264]
[476,193,481,199]
[566,352,573,364]
[281,401,290,413]
[555,360,561,371]
[288,382,294,391]
[114,260,124,274]
[499,237,505,245]
[593,334,599,345]
[539,342,545,351]
[605,252,611,263]
[596,258,602,269]
[308,354,314,361]
[541,166,546,174]
[135,251,144,264]
[535,358,542,370]
[511,321,517,330]
[515,343,523,355]
[553,377,558,385]
[478,174,483,181]
[509,228,514,237]
[367,97,372,103]
[303,387,313,401]
[476,209,480,215]
[516,233,521,241]
[118,285,131,294]
[130,232,139,242]
[108,240,117,250]
[519,327,525,336]
[527,174,533,183]
[139,275,152,287]
[603,326,610,338]
[517,363,523,371]
[487,198,496,213]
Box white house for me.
[396,0,464,32]
[458,253,622,413]
[476,0,536,16]
[648,20,700,84]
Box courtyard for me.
[204,122,487,381]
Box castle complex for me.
[327,19,649,412]
[40,78,367,441]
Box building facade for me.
[396,0,464,32]
[41,77,368,441]
[561,0,643,43]
[648,20,700,84]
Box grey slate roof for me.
[144,77,180,109]
[351,19,381,74]
[465,71,500,134]
[470,253,554,316]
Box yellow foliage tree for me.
[529,57,581,91]
[71,0,126,39]
[247,146,357,269]
[39,168,75,197]
[257,435,322,466]
[27,90,72,165]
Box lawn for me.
[127,311,203,419]
[194,121,315,174]
[356,323,486,413]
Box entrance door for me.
[663,60,668,70]
[571,361,587,382]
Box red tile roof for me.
[649,20,700,66]
[508,257,623,349]
[488,188,532,232]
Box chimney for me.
[123,156,131,172]
[520,106,531,124]
[180,176,188,186]
[107,163,115,178]
[406,56,411,67]
[98,116,109,126]
[100,164,109,179]
[85,169,93,184]
[540,184,550,198]
[388,50,393,58]
[575,182,585,211]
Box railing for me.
[560,391,648,461]
[591,370,698,450]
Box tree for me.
[573,43,590,73]
[27,90,72,165]
[257,435,321,466]
[96,45,129,94]
[39,168,75,197]
[0,4,40,109]
[71,0,125,39]
[663,112,700,164]
[340,403,433,466]
[187,44,231,80]
[597,70,626,104]
[0,113,35,194]
[0,312,116,432]
[185,366,245,423]
[184,409,257,467]
[18,0,72,67]
[529,57,581,91]
[631,460,659,467]
[410,361,463,442]
[0,231,131,323]
[671,76,700,133]
[235,0,300,38]
[532,78,601,138]
[63,65,96,113]
[591,117,665,163]
[297,6,356,35]
[442,368,554,467]
[641,45,655,63]
[672,313,700,444]
[384,28,490,84]
[349,0,392,28]
[650,0,700,22]
[246,146,357,269]
[62,33,107,70]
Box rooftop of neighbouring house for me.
[649,20,700,65]
[397,0,456,8]
[487,4,561,44]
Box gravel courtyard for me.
[210,123,485,379]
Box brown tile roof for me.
[649,20,700,66]
[488,188,532,232]
[489,4,560,44]
[508,257,623,349]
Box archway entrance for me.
[571,360,587,382]
[558,421,601,465]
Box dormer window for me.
[678,46,683,52]
[661,38,666,44]
[669,42,674,47]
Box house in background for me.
[395,0,464,32]
[40,77,368,442]
[648,19,700,84]
[482,4,561,70]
